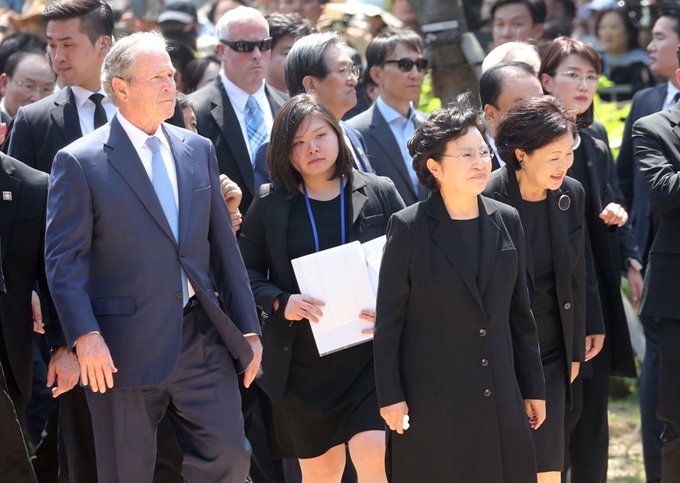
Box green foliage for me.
[418,72,442,114]
[593,76,631,161]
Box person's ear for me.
[426,157,441,180]
[533,23,545,41]
[301,75,317,94]
[484,103,498,124]
[111,77,128,103]
[369,65,383,87]
[540,72,553,94]
[0,73,8,97]
[98,35,112,56]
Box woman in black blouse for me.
[239,94,404,482]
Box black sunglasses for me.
[381,57,429,73]
[219,37,273,53]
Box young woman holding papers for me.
[239,94,404,482]
[374,94,546,482]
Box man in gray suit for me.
[45,31,262,483]
[347,28,428,206]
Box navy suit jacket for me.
[45,117,260,388]
[617,83,668,260]
[346,104,427,205]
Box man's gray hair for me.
[284,31,340,97]
[101,31,168,106]
[215,6,267,40]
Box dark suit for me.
[484,169,587,388]
[633,102,680,482]
[617,82,668,482]
[191,77,286,213]
[374,193,544,482]
[45,116,260,482]
[346,104,426,205]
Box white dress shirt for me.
[375,96,419,192]
[71,86,118,136]
[663,81,680,110]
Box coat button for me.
[176,292,183,300]
[563,302,572,310]
[481,358,489,367]
[479,328,487,337]
[483,389,492,397]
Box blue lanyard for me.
[301,176,345,253]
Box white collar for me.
[70,85,108,110]
[219,72,267,112]
[116,113,170,152]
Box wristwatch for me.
[625,258,643,272]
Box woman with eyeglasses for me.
[539,36,637,482]
[239,94,404,482]
[374,93,546,482]
[483,95,588,483]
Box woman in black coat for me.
[239,94,404,482]
[374,95,546,483]
[484,96,587,483]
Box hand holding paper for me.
[284,294,326,323]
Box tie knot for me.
[147,136,161,154]
[246,96,259,113]
[90,93,104,106]
[674,92,680,105]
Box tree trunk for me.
[407,0,480,106]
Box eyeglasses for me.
[337,64,361,80]
[554,71,599,85]
[380,57,429,73]
[9,77,54,97]
[443,148,494,162]
[219,37,273,53]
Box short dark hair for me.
[676,44,680,69]
[42,0,114,45]
[408,92,487,193]
[364,27,423,87]
[539,36,601,128]
[266,12,314,50]
[595,8,640,51]
[495,95,576,171]
[284,32,340,97]
[176,91,196,110]
[491,0,547,26]
[268,93,353,196]
[208,0,247,25]
[658,3,680,37]
[0,33,47,75]
[183,55,220,93]
[479,61,537,109]
[5,50,52,79]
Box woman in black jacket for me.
[239,94,404,482]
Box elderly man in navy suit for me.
[45,31,262,483]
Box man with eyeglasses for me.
[191,5,286,215]
[0,50,54,122]
[347,28,428,206]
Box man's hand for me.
[380,401,409,434]
[75,333,117,393]
[599,203,628,227]
[524,399,546,430]
[220,174,242,213]
[359,309,376,334]
[571,361,580,383]
[31,291,45,334]
[627,265,644,309]
[284,294,325,323]
[584,334,605,361]
[243,335,262,389]
[47,347,80,397]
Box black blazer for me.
[575,133,637,377]
[0,154,59,403]
[373,193,544,482]
[191,77,286,213]
[239,170,405,403]
[617,83,668,259]
[633,101,680,320]
[346,103,427,205]
[485,168,587,383]
[7,87,82,174]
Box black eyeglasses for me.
[219,37,273,53]
[380,57,428,73]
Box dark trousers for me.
[85,303,250,483]
[563,340,611,483]
[640,316,663,482]
[658,319,680,483]
[0,361,37,483]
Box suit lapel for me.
[164,125,194,248]
[268,187,295,288]
[349,171,368,227]
[428,193,484,311]
[0,157,19,263]
[50,87,83,147]
[477,197,501,296]
[547,187,569,278]
[369,106,417,199]
[578,133,605,214]
[210,78,256,195]
[105,117,176,244]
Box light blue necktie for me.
[245,96,268,164]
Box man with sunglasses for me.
[191,5,286,215]
[347,28,428,206]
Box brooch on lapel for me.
[558,194,571,211]
[2,191,11,201]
